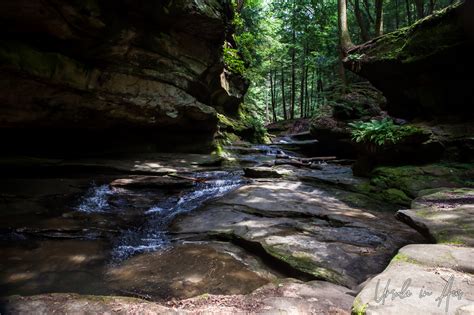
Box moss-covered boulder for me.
[396,188,474,245]
[309,82,385,158]
[345,2,474,120]
[352,244,474,314]
[356,163,474,206]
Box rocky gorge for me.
[1,1,474,315]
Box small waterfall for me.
[76,183,114,213]
[72,171,243,261]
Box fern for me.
[349,118,422,146]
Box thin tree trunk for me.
[290,0,297,119]
[414,0,424,19]
[299,44,307,118]
[353,0,370,41]
[428,0,435,14]
[363,0,375,24]
[338,0,352,90]
[395,0,400,29]
[309,68,316,116]
[304,66,310,118]
[269,70,277,122]
[375,0,384,37]
[405,0,412,24]
[290,31,296,119]
[281,66,288,120]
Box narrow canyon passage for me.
[1,0,473,314]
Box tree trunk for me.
[338,0,353,52]
[290,0,297,120]
[338,0,352,89]
[428,0,435,14]
[281,66,288,120]
[309,68,316,115]
[414,0,424,19]
[299,45,307,118]
[304,66,310,118]
[269,70,277,122]
[405,0,412,24]
[395,0,400,29]
[363,0,375,24]
[290,30,296,119]
[353,0,370,41]
[375,0,384,37]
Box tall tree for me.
[290,0,297,119]
[352,0,370,41]
[281,66,288,120]
[375,0,384,37]
[338,0,353,87]
[414,0,425,18]
[269,70,277,122]
[338,0,353,52]
[406,0,413,24]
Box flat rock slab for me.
[172,181,422,288]
[353,244,474,315]
[171,279,354,314]
[1,294,172,315]
[2,279,354,314]
[396,188,474,246]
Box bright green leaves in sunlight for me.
[349,118,424,146]
[223,45,246,75]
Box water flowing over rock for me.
[0,0,248,154]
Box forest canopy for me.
[227,0,458,123]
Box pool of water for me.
[0,170,252,299]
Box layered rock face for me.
[344,2,474,120]
[0,0,247,154]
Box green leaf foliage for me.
[348,118,423,146]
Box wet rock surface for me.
[106,243,271,300]
[172,181,423,288]
[0,148,440,314]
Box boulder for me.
[357,163,474,206]
[352,244,474,314]
[309,82,385,159]
[396,188,474,246]
[344,2,474,120]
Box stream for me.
[0,142,422,302]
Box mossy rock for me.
[262,245,346,286]
[355,163,474,206]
